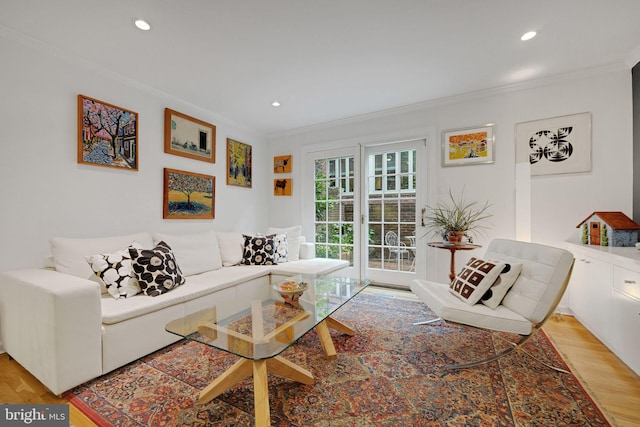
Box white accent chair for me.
[411,239,574,370]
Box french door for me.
[308,140,427,287]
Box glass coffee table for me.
[165,273,369,427]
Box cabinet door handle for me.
[624,279,636,284]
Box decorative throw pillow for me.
[449,257,506,305]
[481,262,523,309]
[86,242,143,299]
[128,241,185,297]
[266,226,302,260]
[241,234,276,265]
[272,233,288,263]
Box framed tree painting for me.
[515,112,591,176]
[164,108,215,163]
[274,155,292,173]
[78,94,138,170]
[226,138,252,188]
[163,168,215,219]
[441,124,494,167]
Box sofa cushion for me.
[449,257,505,305]
[49,232,154,292]
[129,241,186,297]
[242,234,276,265]
[267,226,302,261]
[216,232,245,266]
[481,262,523,309]
[101,266,271,325]
[85,242,143,299]
[272,233,288,263]
[154,230,222,276]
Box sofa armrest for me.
[298,235,316,260]
[0,269,103,394]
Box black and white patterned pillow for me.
[241,234,276,265]
[449,257,505,305]
[86,242,143,299]
[272,233,288,263]
[128,241,185,297]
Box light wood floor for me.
[1,289,639,427]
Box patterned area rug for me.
[66,293,610,426]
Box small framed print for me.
[274,179,292,196]
[227,138,252,188]
[78,94,138,170]
[274,155,292,173]
[441,124,495,167]
[163,168,215,219]
[164,108,215,163]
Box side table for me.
[428,242,481,282]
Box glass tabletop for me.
[165,274,369,360]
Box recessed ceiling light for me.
[134,19,151,31]
[521,31,537,41]
[271,101,281,107]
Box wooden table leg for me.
[252,360,270,427]
[199,358,252,405]
[315,320,337,359]
[325,316,355,335]
[448,248,457,282]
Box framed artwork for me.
[274,179,292,196]
[515,112,591,176]
[441,124,495,167]
[227,138,252,188]
[274,155,292,173]
[78,94,138,170]
[164,108,215,163]
[163,168,215,219]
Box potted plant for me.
[423,189,492,243]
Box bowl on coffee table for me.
[273,280,308,306]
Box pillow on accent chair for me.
[129,241,185,297]
[86,242,143,299]
[481,262,523,309]
[242,234,276,265]
[266,226,302,260]
[449,257,506,305]
[272,233,288,263]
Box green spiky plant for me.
[422,188,492,240]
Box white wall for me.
[268,64,634,283]
[0,31,269,271]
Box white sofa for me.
[0,228,349,395]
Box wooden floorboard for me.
[1,288,638,426]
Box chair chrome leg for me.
[412,317,442,326]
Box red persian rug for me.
[66,293,611,426]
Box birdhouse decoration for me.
[576,212,640,247]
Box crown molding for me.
[0,24,261,138]
[268,61,630,141]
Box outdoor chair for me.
[384,231,410,264]
[411,238,574,371]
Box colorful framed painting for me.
[274,178,292,196]
[274,155,292,173]
[515,112,591,176]
[227,138,252,188]
[441,124,494,167]
[164,108,215,163]
[78,94,138,170]
[163,168,215,219]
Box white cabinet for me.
[611,266,640,374]
[566,242,640,376]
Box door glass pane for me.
[314,155,355,266]
[367,149,417,273]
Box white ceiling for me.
[3,0,640,135]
